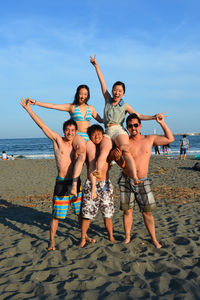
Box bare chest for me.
[129,139,152,159]
[55,142,75,162]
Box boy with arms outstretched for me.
[20,98,92,250]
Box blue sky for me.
[0,0,200,138]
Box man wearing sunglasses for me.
[116,113,174,248]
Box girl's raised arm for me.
[90,54,110,102]
[26,98,72,112]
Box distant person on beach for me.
[167,144,171,154]
[90,54,166,185]
[79,124,118,248]
[1,151,8,160]
[20,98,93,251]
[180,135,189,160]
[162,145,169,156]
[26,84,103,199]
[154,145,160,156]
[115,113,174,248]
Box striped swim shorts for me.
[52,177,82,219]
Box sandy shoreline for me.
[0,156,200,299]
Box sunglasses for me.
[128,123,139,128]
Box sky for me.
[0,0,200,138]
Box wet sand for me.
[0,156,200,299]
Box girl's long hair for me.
[73,84,90,105]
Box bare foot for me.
[78,236,96,248]
[123,237,131,244]
[134,178,142,185]
[92,170,102,179]
[78,239,87,248]
[48,246,56,251]
[91,189,97,200]
[48,242,56,251]
[109,237,116,243]
[152,240,162,249]
[70,183,77,197]
[86,236,96,244]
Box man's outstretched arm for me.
[20,98,58,141]
[153,114,174,146]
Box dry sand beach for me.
[0,156,200,299]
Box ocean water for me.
[0,138,54,159]
[0,135,200,160]
[156,135,200,157]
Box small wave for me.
[152,149,200,156]
[187,150,200,154]
[15,154,54,160]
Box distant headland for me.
[173,133,200,136]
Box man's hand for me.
[90,54,98,67]
[155,112,168,124]
[25,98,36,105]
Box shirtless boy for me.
[20,98,85,250]
[117,113,174,248]
[79,124,117,248]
